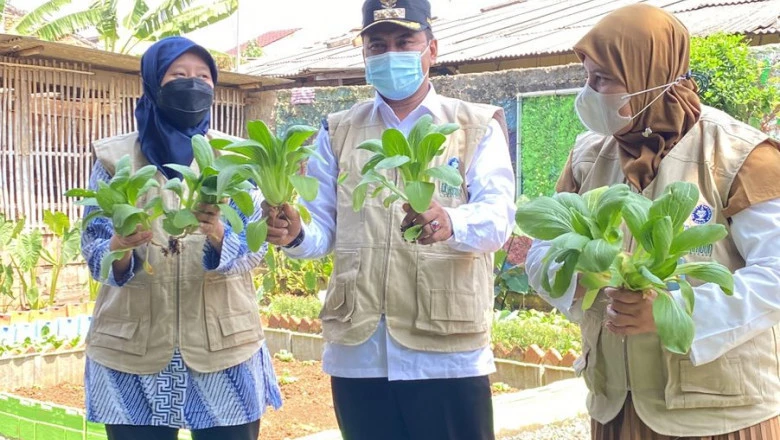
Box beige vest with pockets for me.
[86,130,265,374]
[322,97,506,352]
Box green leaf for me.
[246,219,267,252]
[375,155,410,171]
[216,165,241,197]
[417,132,447,166]
[173,209,200,229]
[434,122,460,136]
[649,182,699,232]
[110,155,133,191]
[594,184,631,231]
[551,232,590,252]
[360,153,386,176]
[246,120,276,149]
[163,178,185,200]
[96,181,127,214]
[192,134,215,171]
[622,194,651,243]
[100,249,129,280]
[297,203,312,224]
[383,194,401,208]
[337,172,349,185]
[653,291,695,354]
[553,192,589,216]
[381,128,411,158]
[289,174,319,202]
[352,182,370,212]
[111,204,144,231]
[143,196,164,217]
[551,251,578,297]
[583,187,608,213]
[405,181,435,214]
[651,216,673,264]
[210,138,234,150]
[283,125,318,152]
[162,216,185,236]
[678,279,695,315]
[515,196,573,240]
[231,191,255,217]
[64,188,97,198]
[218,203,244,234]
[128,164,158,191]
[670,224,728,255]
[639,266,667,289]
[43,210,70,236]
[403,224,424,242]
[581,288,600,311]
[357,139,384,154]
[164,164,199,186]
[213,154,249,170]
[407,114,433,153]
[579,239,620,273]
[673,262,734,295]
[423,164,463,187]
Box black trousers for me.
[104,419,260,440]
[331,375,495,440]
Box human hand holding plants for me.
[194,202,226,253]
[604,287,658,335]
[400,201,453,245]
[108,225,153,279]
[261,202,302,248]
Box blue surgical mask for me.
[365,46,429,101]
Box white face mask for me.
[574,76,687,136]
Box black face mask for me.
[157,77,214,129]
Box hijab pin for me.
[642,127,653,138]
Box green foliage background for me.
[690,33,779,131]
[519,94,585,197]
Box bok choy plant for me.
[351,114,463,242]
[210,120,320,252]
[65,155,163,278]
[515,182,734,354]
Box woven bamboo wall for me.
[0,57,246,229]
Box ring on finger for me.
[430,220,441,233]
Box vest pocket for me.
[89,283,151,356]
[665,356,764,409]
[414,253,487,335]
[203,274,263,352]
[320,251,359,322]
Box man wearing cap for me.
[263,0,516,438]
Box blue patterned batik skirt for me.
[85,344,282,430]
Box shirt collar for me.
[369,84,448,127]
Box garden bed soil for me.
[11,358,516,440]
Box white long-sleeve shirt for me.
[526,198,780,366]
[285,87,516,380]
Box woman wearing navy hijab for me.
[79,37,281,440]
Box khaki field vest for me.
[320,97,506,352]
[569,106,780,436]
[86,130,265,374]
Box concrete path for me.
[293,378,589,440]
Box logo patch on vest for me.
[691,204,713,224]
[439,157,463,198]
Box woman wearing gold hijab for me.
[525,4,780,440]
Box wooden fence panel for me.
[0,57,246,229]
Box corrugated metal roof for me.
[240,0,780,77]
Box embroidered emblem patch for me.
[440,157,462,198]
[691,204,713,225]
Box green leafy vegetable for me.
[515,182,734,354]
[351,114,462,242]
[211,121,320,251]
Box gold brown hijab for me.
[573,4,701,190]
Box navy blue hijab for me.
[136,37,219,179]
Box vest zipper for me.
[623,180,640,392]
[380,168,399,314]
[175,249,181,346]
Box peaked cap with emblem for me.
[361,0,433,34]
